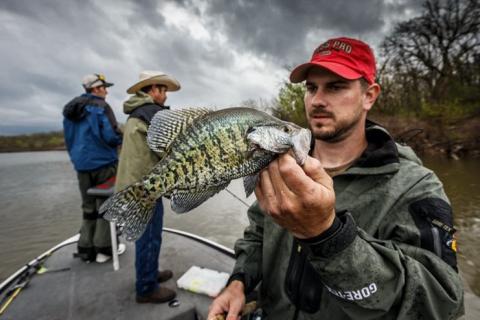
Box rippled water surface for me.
[0,151,478,299]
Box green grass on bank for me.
[0,131,65,153]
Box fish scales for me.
[101,107,311,240]
[158,110,262,190]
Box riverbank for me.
[1,115,479,157]
[369,114,480,159]
[0,132,65,153]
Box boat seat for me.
[86,176,119,270]
[86,176,115,198]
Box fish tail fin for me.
[100,183,157,241]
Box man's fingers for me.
[276,153,312,194]
[277,153,332,193]
[302,156,332,188]
[301,155,324,180]
[207,298,242,320]
[226,299,244,320]
[267,158,294,196]
[225,314,240,320]
[258,168,276,203]
[207,304,227,320]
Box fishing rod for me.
[225,188,251,208]
[0,235,78,315]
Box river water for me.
[0,151,479,299]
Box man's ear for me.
[363,83,381,111]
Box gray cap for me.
[82,73,114,89]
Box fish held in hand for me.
[100,107,311,240]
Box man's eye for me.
[306,86,316,93]
[328,85,343,91]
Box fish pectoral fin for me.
[170,184,229,213]
[147,108,211,154]
[243,174,259,198]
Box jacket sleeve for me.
[62,118,74,153]
[299,171,464,319]
[103,103,121,135]
[229,201,265,293]
[85,105,122,147]
[98,109,122,147]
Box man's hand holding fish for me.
[255,153,336,239]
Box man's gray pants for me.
[76,163,117,261]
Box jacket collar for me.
[345,120,400,175]
[82,93,106,101]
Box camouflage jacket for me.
[231,123,464,319]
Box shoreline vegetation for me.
[0,113,478,159]
[0,132,66,153]
[369,113,480,160]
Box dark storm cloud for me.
[194,0,386,62]
[166,0,423,67]
[0,0,421,134]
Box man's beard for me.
[309,109,363,143]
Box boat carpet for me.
[1,231,235,320]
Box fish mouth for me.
[247,140,290,154]
[246,124,312,164]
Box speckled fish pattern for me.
[100,107,311,240]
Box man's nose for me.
[311,89,326,108]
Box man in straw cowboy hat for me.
[115,71,180,303]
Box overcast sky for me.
[0,0,422,135]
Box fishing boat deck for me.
[1,230,235,320]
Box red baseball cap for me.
[290,37,376,84]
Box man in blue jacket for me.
[63,73,124,263]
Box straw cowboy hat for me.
[126,71,181,94]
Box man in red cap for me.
[208,38,463,319]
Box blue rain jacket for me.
[63,94,122,172]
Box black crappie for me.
[100,107,311,240]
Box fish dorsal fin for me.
[147,108,211,154]
[170,183,230,213]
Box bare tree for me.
[381,0,480,101]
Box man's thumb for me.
[302,156,333,188]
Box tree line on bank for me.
[0,132,65,153]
